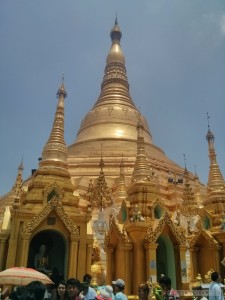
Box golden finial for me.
[206,112,214,142]
[57,73,67,98]
[115,12,118,25]
[207,112,210,130]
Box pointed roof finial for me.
[110,16,122,43]
[207,112,210,130]
[194,164,197,175]
[115,13,118,25]
[40,79,68,167]
[183,153,187,170]
[18,156,24,171]
[206,112,214,142]
[57,73,67,98]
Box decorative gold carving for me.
[207,185,225,193]
[87,165,113,211]
[204,269,214,283]
[130,204,145,222]
[102,62,129,88]
[108,106,114,115]
[44,143,67,151]
[180,179,198,217]
[43,182,64,201]
[21,232,32,240]
[145,212,186,245]
[189,229,218,248]
[22,196,79,236]
[105,216,131,246]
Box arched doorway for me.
[156,235,177,288]
[28,230,67,280]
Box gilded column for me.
[6,214,21,268]
[144,243,158,283]
[189,246,199,281]
[123,243,133,295]
[106,245,114,284]
[68,235,79,278]
[215,244,222,272]
[86,243,93,274]
[0,235,9,271]
[177,244,188,290]
[19,233,31,267]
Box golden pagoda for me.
[1,18,225,296]
[0,80,93,280]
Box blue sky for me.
[0,1,225,195]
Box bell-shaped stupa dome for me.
[68,19,184,193]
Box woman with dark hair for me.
[50,281,67,300]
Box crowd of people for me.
[1,274,128,300]
[2,271,225,300]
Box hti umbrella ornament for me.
[0,267,53,286]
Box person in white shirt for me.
[209,272,224,300]
[80,274,97,300]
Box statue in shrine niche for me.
[34,244,49,271]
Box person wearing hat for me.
[112,279,127,300]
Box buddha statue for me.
[34,244,48,270]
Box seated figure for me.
[34,244,48,270]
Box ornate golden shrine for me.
[1,19,225,295]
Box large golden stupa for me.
[68,19,186,193]
[1,19,225,296]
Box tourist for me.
[51,281,67,300]
[26,281,47,300]
[80,274,96,300]
[66,278,81,300]
[138,283,150,300]
[112,279,127,300]
[9,286,27,300]
[209,272,224,300]
[158,276,179,300]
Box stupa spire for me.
[39,76,69,174]
[113,155,127,205]
[12,159,24,198]
[132,115,151,182]
[180,169,197,217]
[94,18,136,108]
[204,113,225,216]
[206,113,224,187]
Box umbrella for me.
[0,267,53,286]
